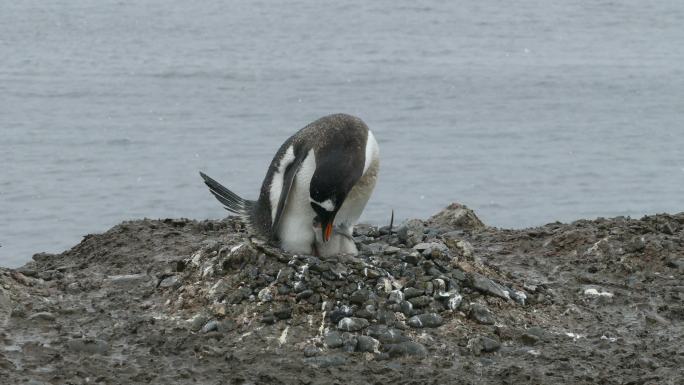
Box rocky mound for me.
[1,205,682,384]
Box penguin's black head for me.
[310,194,341,242]
[309,146,362,242]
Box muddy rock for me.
[428,203,485,230]
[1,210,682,384]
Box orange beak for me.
[323,222,333,242]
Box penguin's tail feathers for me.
[199,171,256,217]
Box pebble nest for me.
[1,204,682,384]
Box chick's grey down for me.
[200,113,380,257]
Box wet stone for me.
[324,331,344,349]
[369,326,408,344]
[388,290,404,304]
[341,333,358,352]
[355,305,376,320]
[408,295,432,308]
[189,312,211,331]
[364,268,382,279]
[257,287,273,302]
[384,246,401,255]
[399,300,414,316]
[329,306,353,323]
[470,303,495,325]
[471,275,510,300]
[158,275,181,289]
[201,320,219,333]
[404,253,421,265]
[375,309,397,326]
[376,277,393,293]
[446,292,463,310]
[227,287,251,304]
[337,317,369,332]
[403,287,424,299]
[408,313,443,328]
[350,289,370,305]
[296,289,314,301]
[357,336,380,353]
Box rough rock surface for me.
[1,205,683,384]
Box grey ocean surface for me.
[1,1,683,268]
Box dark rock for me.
[227,287,251,304]
[189,312,211,331]
[441,291,463,310]
[329,306,353,323]
[350,289,370,305]
[451,269,467,282]
[324,331,344,349]
[384,246,401,255]
[471,275,510,300]
[625,236,646,253]
[277,285,290,295]
[397,219,425,247]
[388,290,404,304]
[386,341,428,358]
[357,336,380,353]
[408,295,432,308]
[158,275,181,289]
[355,305,376,319]
[296,289,314,301]
[404,253,421,265]
[399,300,414,316]
[337,317,369,332]
[508,289,527,305]
[403,287,424,299]
[257,287,273,302]
[371,327,408,344]
[408,313,443,328]
[341,333,358,352]
[375,309,396,326]
[201,320,219,333]
[470,303,495,325]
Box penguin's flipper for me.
[271,155,305,236]
[199,171,254,215]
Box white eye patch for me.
[310,198,335,212]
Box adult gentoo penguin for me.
[200,113,379,257]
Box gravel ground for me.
[1,204,682,385]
